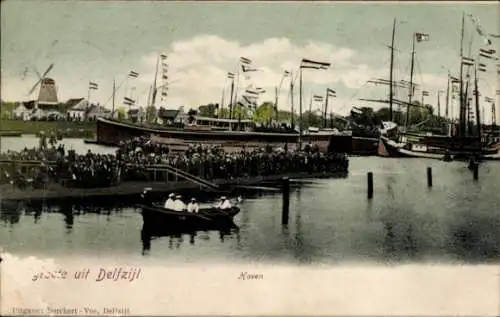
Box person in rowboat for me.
[213,197,223,209]
[220,196,232,210]
[164,193,175,209]
[173,195,187,211]
[187,198,199,213]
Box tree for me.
[117,107,126,120]
[253,102,274,124]
[145,106,157,123]
[198,103,218,117]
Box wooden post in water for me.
[281,177,290,225]
[367,172,373,199]
[427,167,432,187]
[473,164,478,180]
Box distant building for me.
[157,107,187,125]
[87,105,111,120]
[67,98,88,121]
[127,107,145,123]
[13,102,32,120]
[36,78,59,110]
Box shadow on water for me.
[140,224,239,256]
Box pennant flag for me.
[128,71,139,78]
[450,75,460,83]
[227,72,235,79]
[327,88,336,96]
[300,58,331,70]
[478,63,487,72]
[162,74,168,80]
[422,91,430,96]
[161,62,168,68]
[161,91,168,97]
[241,65,259,72]
[240,57,252,65]
[484,96,494,103]
[242,95,253,104]
[89,82,98,90]
[313,95,324,102]
[284,70,291,77]
[160,54,167,60]
[245,89,260,96]
[496,89,500,95]
[462,57,475,66]
[479,49,498,60]
[415,32,430,42]
[123,97,135,103]
[467,14,492,46]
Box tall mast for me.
[474,64,481,139]
[458,12,465,137]
[298,69,303,150]
[445,72,450,119]
[290,71,295,129]
[437,91,441,118]
[220,87,225,119]
[229,77,235,119]
[151,54,160,108]
[323,89,329,128]
[389,18,396,122]
[406,33,416,129]
[112,78,116,117]
[308,94,313,127]
[274,86,279,122]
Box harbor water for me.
[0,136,499,264]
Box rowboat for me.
[140,202,240,232]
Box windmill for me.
[27,63,58,109]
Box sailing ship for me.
[376,14,499,160]
[96,54,354,153]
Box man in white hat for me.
[173,195,186,211]
[187,198,199,213]
[220,196,232,210]
[164,193,175,209]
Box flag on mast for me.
[300,58,331,70]
[327,88,336,96]
[313,95,324,101]
[240,57,252,65]
[422,91,430,96]
[128,71,139,78]
[462,57,475,66]
[241,65,259,72]
[415,33,430,42]
[479,48,498,60]
[227,72,235,79]
[89,82,98,90]
[478,63,487,72]
[467,13,493,46]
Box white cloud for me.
[136,35,392,110]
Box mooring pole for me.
[473,164,478,180]
[281,177,290,225]
[367,172,373,199]
[427,167,432,187]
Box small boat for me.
[140,202,240,232]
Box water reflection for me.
[140,224,238,256]
[0,159,499,264]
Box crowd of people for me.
[1,135,349,189]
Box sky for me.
[1,1,499,122]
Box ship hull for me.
[96,118,356,153]
[378,135,500,160]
